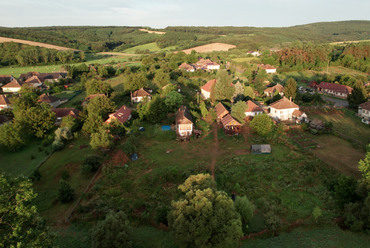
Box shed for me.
[251,144,271,154]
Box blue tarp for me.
[139,127,145,131]
[161,125,171,131]
[131,153,138,161]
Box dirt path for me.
[209,123,219,179]
[0,36,80,51]
[97,52,138,56]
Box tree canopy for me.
[250,114,273,136]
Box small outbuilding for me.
[251,144,271,154]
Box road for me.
[321,95,349,107]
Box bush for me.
[82,156,102,174]
[61,170,70,181]
[52,139,64,151]
[30,169,42,181]
[58,179,75,203]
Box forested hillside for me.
[0,21,369,52]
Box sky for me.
[0,0,369,28]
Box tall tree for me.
[250,113,273,136]
[231,101,247,124]
[283,78,297,100]
[91,211,133,248]
[348,79,367,107]
[244,86,255,99]
[153,69,170,88]
[169,174,243,248]
[85,79,113,96]
[0,122,25,151]
[90,127,113,150]
[86,95,116,120]
[0,173,55,247]
[213,70,234,101]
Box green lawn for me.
[53,90,80,100]
[0,139,52,177]
[242,226,370,248]
[232,57,261,63]
[58,91,86,108]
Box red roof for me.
[0,95,11,105]
[215,102,229,118]
[258,64,276,70]
[359,101,370,111]
[245,100,263,113]
[132,88,151,97]
[38,93,60,103]
[221,114,241,127]
[269,97,299,110]
[52,108,79,118]
[106,105,132,124]
[176,105,193,124]
[318,82,352,94]
[201,79,217,93]
[2,79,23,88]
[264,83,284,94]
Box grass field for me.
[122,42,177,53]
[33,136,96,223]
[242,226,370,248]
[232,57,261,63]
[0,139,52,177]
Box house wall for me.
[0,104,11,110]
[321,89,348,99]
[2,87,20,93]
[132,96,151,103]
[245,111,263,117]
[49,100,61,108]
[207,65,220,70]
[269,107,299,120]
[359,108,370,119]
[177,124,193,136]
[265,69,276,74]
[201,89,211,99]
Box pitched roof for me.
[25,76,42,85]
[201,79,217,93]
[318,82,352,94]
[19,72,66,82]
[0,75,13,84]
[84,94,106,101]
[2,79,23,88]
[264,83,284,94]
[0,95,11,105]
[215,102,229,118]
[52,108,79,118]
[245,100,263,113]
[269,97,299,109]
[176,105,193,124]
[359,101,370,111]
[109,105,132,124]
[292,109,305,117]
[221,114,241,127]
[178,63,195,70]
[132,88,151,97]
[38,93,60,103]
[258,64,276,70]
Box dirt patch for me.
[235,150,250,155]
[110,150,130,166]
[0,36,79,51]
[138,29,166,35]
[182,43,236,54]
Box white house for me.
[358,101,370,124]
[0,95,11,110]
[1,79,23,93]
[201,79,216,99]
[131,88,152,103]
[258,64,277,74]
[247,51,261,57]
[178,63,195,72]
[269,97,300,121]
[176,105,193,137]
[245,100,264,117]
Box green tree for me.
[169,174,243,248]
[86,95,116,119]
[312,206,322,223]
[164,91,183,112]
[284,78,297,100]
[123,72,147,92]
[82,112,103,134]
[231,101,247,124]
[213,70,235,101]
[153,69,170,88]
[235,196,255,233]
[244,86,255,99]
[90,127,113,150]
[200,101,208,118]
[0,122,25,151]
[60,115,78,131]
[85,79,113,96]
[58,179,74,203]
[0,173,55,247]
[250,113,273,136]
[91,211,133,248]
[359,145,370,183]
[348,80,367,107]
[11,85,38,111]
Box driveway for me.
[321,95,349,107]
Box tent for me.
[251,144,271,154]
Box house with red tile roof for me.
[105,105,132,124]
[258,64,277,74]
[358,101,370,124]
[215,102,229,123]
[38,93,62,108]
[269,97,303,121]
[221,114,241,134]
[0,75,14,86]
[175,105,193,137]
[317,82,352,99]
[1,79,23,93]
[178,63,195,72]
[24,76,43,88]
[195,58,220,70]
[131,88,152,103]
[0,95,12,110]
[52,108,79,125]
[201,79,216,99]
[245,100,264,117]
[19,72,67,83]
[264,83,284,97]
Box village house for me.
[247,51,261,57]
[258,64,277,74]
[19,72,67,83]
[38,93,62,108]
[269,97,303,121]
[292,109,308,123]
[24,76,43,88]
[0,75,13,86]
[215,102,229,123]
[105,105,132,124]
[245,100,264,117]
[317,82,352,99]
[1,79,23,93]
[131,88,152,103]
[175,105,193,137]
[201,79,216,99]
[195,58,220,70]
[264,83,284,97]
[0,95,12,110]
[220,114,241,134]
[52,108,79,125]
[358,101,370,124]
[178,63,195,72]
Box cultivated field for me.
[182,42,236,54]
[0,36,79,51]
[138,29,166,35]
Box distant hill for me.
[0,21,369,52]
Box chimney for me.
[290,97,292,102]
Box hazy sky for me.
[0,0,369,28]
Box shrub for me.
[58,179,75,203]
[52,139,64,151]
[82,156,102,174]
[61,170,70,181]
